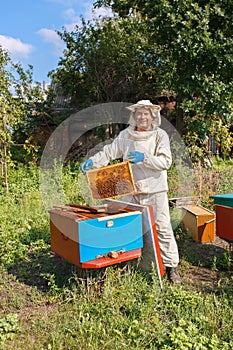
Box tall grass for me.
[168,156,233,209]
[0,161,233,349]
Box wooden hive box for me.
[86,161,136,200]
[49,205,143,268]
[210,193,233,242]
[182,205,215,243]
[215,204,233,241]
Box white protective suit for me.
[89,103,179,268]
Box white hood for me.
[126,100,161,128]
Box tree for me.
[11,77,67,164]
[50,16,162,108]
[94,0,233,161]
[0,47,26,190]
[0,46,53,189]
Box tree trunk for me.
[2,119,9,192]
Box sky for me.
[0,0,111,85]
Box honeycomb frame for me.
[86,161,136,200]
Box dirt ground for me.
[178,235,233,291]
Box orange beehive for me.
[182,205,215,243]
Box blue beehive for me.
[49,208,143,267]
[78,212,143,262]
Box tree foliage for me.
[1,1,232,168]
[0,47,28,189]
[0,46,57,188]
[50,17,161,107]
[93,0,233,161]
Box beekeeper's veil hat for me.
[126,100,161,128]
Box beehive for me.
[210,193,233,241]
[182,205,215,243]
[49,205,143,268]
[214,205,233,241]
[210,193,233,208]
[86,161,136,200]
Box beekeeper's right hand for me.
[80,159,93,173]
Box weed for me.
[0,314,20,342]
[0,162,233,349]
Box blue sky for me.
[0,0,111,84]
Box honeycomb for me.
[87,161,136,200]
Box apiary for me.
[86,161,136,200]
[182,205,215,243]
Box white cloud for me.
[62,8,83,31]
[63,8,80,23]
[0,34,34,59]
[62,4,114,31]
[92,5,114,19]
[37,2,114,57]
[37,28,65,56]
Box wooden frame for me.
[86,161,136,200]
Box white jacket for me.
[89,125,172,194]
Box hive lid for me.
[86,161,136,200]
[182,205,215,216]
[210,193,233,200]
[210,193,233,207]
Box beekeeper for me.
[80,100,181,285]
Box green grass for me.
[0,162,233,349]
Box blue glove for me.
[127,151,144,163]
[80,159,93,173]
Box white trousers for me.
[123,191,179,268]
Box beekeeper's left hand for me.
[127,151,144,163]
